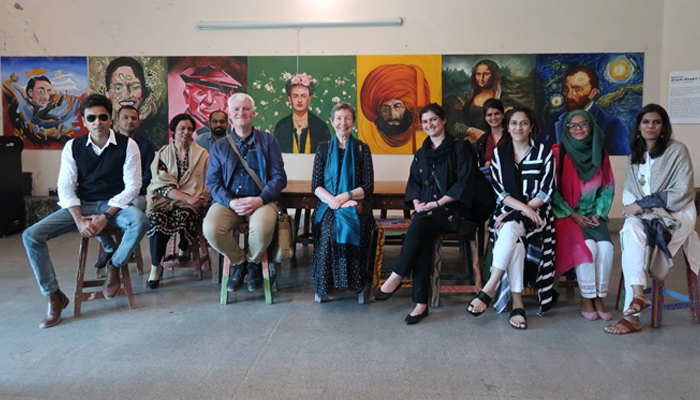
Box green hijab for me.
[561,109,605,182]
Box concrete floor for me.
[0,229,698,400]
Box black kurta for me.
[395,134,480,304]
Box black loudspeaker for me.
[0,136,25,237]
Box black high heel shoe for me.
[405,307,429,325]
[146,266,164,290]
[371,282,403,301]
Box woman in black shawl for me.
[372,103,481,325]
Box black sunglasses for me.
[86,114,110,122]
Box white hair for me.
[227,92,256,111]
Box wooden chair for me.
[219,224,278,305]
[74,226,135,317]
[162,224,212,281]
[615,251,699,328]
[372,218,482,308]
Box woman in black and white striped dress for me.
[467,107,556,330]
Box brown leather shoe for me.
[40,290,70,329]
[103,263,121,299]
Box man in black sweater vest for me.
[22,94,149,328]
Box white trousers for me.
[575,240,614,298]
[620,202,700,310]
[492,221,526,293]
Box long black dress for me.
[311,139,375,297]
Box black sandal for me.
[509,308,527,330]
[466,291,492,317]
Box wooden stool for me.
[371,218,414,299]
[431,234,482,308]
[615,251,699,328]
[162,224,212,281]
[98,241,144,274]
[74,226,135,317]
[220,224,278,305]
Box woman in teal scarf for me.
[311,102,374,302]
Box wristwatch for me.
[103,212,114,221]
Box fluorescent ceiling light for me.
[197,18,403,30]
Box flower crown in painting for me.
[285,72,315,96]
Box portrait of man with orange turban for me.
[360,64,431,153]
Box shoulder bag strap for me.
[227,135,264,191]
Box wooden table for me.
[280,180,411,244]
[280,180,409,211]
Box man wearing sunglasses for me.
[22,94,149,329]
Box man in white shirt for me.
[22,94,149,329]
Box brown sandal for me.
[623,295,650,317]
[604,317,642,335]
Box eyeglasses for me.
[86,114,110,123]
[566,121,589,131]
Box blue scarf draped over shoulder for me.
[314,135,361,246]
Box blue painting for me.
[2,56,89,149]
[537,53,644,155]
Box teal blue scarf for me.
[315,135,361,246]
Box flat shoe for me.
[623,295,650,317]
[604,317,642,335]
[467,290,492,317]
[580,310,599,321]
[371,282,403,301]
[509,308,527,330]
[405,308,429,325]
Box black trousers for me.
[150,232,189,266]
[393,212,453,304]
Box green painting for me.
[247,56,357,153]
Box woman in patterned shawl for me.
[146,113,210,289]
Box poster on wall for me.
[247,56,355,154]
[442,54,539,142]
[537,53,644,155]
[167,56,247,138]
[88,56,169,148]
[668,70,700,124]
[2,56,88,150]
[357,55,442,155]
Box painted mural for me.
[357,55,442,155]
[2,56,88,149]
[167,56,247,137]
[1,53,643,156]
[442,54,539,142]
[88,56,169,148]
[537,53,643,155]
[247,56,355,154]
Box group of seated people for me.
[22,90,700,336]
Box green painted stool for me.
[219,224,278,305]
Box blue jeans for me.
[97,195,146,256]
[22,201,149,296]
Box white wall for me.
[660,0,700,179]
[1,0,689,216]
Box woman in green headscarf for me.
[551,110,615,321]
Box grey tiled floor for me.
[1,230,698,400]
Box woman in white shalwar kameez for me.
[606,104,700,335]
